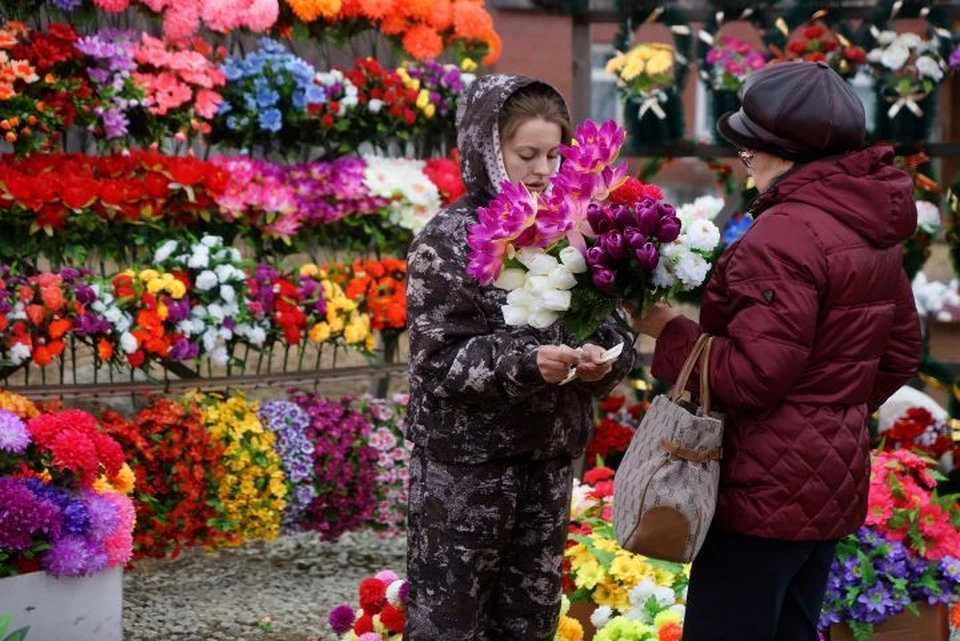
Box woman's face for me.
[741,149,795,193]
[501,117,562,194]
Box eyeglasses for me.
[738,149,755,170]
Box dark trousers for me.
[682,528,838,641]
[404,448,574,641]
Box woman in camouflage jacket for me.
[404,74,636,641]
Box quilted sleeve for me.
[406,224,547,407]
[652,212,826,411]
[867,270,922,413]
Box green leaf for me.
[0,614,12,637]
[849,621,875,641]
[4,627,30,641]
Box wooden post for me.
[571,12,592,124]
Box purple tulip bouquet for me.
[465,119,720,340]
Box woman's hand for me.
[575,343,614,382]
[632,304,680,338]
[537,345,582,383]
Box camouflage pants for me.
[404,448,574,641]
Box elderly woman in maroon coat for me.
[635,61,922,641]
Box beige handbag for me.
[612,334,724,563]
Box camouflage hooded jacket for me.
[405,74,636,464]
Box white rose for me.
[915,55,944,82]
[559,246,588,273]
[548,265,578,291]
[502,304,530,326]
[9,343,31,364]
[676,252,711,290]
[187,252,209,269]
[916,200,941,233]
[207,303,225,322]
[219,284,236,303]
[540,289,572,311]
[881,43,910,70]
[368,98,384,113]
[154,240,179,263]
[195,270,218,291]
[494,268,527,291]
[527,307,559,329]
[120,332,138,354]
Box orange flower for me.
[0,33,17,48]
[399,0,433,21]
[380,14,408,35]
[359,0,395,20]
[659,623,683,641]
[32,343,52,366]
[5,131,16,143]
[40,284,64,312]
[481,27,502,65]
[97,339,114,362]
[0,85,12,101]
[48,318,72,340]
[426,0,453,32]
[11,60,37,83]
[26,303,46,326]
[452,0,493,40]
[402,24,444,61]
[337,0,364,18]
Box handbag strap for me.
[669,333,710,404]
[699,336,714,415]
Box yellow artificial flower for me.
[424,103,436,119]
[566,543,593,569]
[157,302,169,321]
[646,50,674,75]
[168,280,187,299]
[609,554,654,586]
[416,89,431,110]
[112,463,136,494]
[138,269,159,282]
[654,609,683,627]
[460,57,478,72]
[146,278,166,294]
[573,559,606,590]
[0,390,39,418]
[554,616,584,641]
[300,264,320,278]
[593,582,630,610]
[364,334,377,353]
[592,535,620,554]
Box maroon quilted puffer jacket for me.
[652,146,922,541]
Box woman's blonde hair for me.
[498,83,571,144]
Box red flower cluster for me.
[778,22,867,77]
[881,407,959,462]
[585,394,647,469]
[0,151,228,231]
[610,176,664,206]
[423,156,466,205]
[101,399,224,559]
[345,58,420,130]
[4,271,78,367]
[351,575,405,635]
[27,408,125,487]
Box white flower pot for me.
[0,567,122,641]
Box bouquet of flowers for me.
[773,21,867,79]
[466,119,720,341]
[215,38,326,153]
[820,450,960,638]
[297,264,376,352]
[605,44,675,119]
[703,36,767,92]
[327,569,409,639]
[0,394,135,578]
[866,30,948,122]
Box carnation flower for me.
[0,409,30,453]
[328,604,356,634]
[42,535,108,577]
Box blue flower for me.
[721,214,752,245]
[258,108,283,133]
[222,59,245,82]
[255,86,280,109]
[304,84,327,106]
[226,115,241,131]
[217,101,232,116]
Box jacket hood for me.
[456,74,570,206]
[751,145,916,249]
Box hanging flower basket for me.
[623,88,685,149]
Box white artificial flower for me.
[114,315,132,333]
[502,304,530,326]
[651,257,677,289]
[569,481,596,520]
[91,300,106,313]
[195,270,218,291]
[877,30,897,45]
[223,303,240,317]
[668,604,686,618]
[200,235,222,248]
[386,580,406,607]
[462,73,477,86]
[526,274,552,292]
[559,246,588,273]
[881,42,910,70]
[898,32,922,49]
[215,264,240,283]
[681,218,722,253]
[915,55,944,82]
[104,307,124,324]
[207,303,225,322]
[506,288,535,308]
[218,327,233,341]
[540,289,572,312]
[494,268,527,291]
[209,345,228,366]
[8,343,31,364]
[202,328,219,352]
[368,98,384,113]
[676,252,711,290]
[653,585,676,607]
[629,579,658,607]
[867,48,884,63]
[190,318,206,335]
[177,320,193,335]
[528,307,560,329]
[187,251,210,269]
[516,248,559,275]
[916,200,941,233]
[120,332,138,354]
[248,326,267,346]
[590,606,613,629]
[548,265,578,291]
[676,195,725,224]
[219,284,236,303]
[154,239,179,263]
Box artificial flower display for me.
[703,35,767,92]
[773,21,867,79]
[585,394,646,470]
[258,399,317,531]
[605,43,675,119]
[867,30,948,121]
[327,569,409,639]
[353,394,409,537]
[0,394,135,578]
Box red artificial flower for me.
[49,428,100,485]
[584,466,615,485]
[359,577,388,613]
[379,604,405,633]
[353,613,375,635]
[591,480,615,500]
[659,622,683,641]
[599,395,626,413]
[97,339,114,361]
[787,38,809,55]
[845,46,867,63]
[610,176,663,205]
[803,24,826,40]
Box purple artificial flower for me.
[0,409,31,454]
[635,202,660,236]
[169,338,200,361]
[42,535,108,577]
[939,556,960,583]
[328,604,356,634]
[856,584,896,618]
[102,108,130,139]
[52,0,82,10]
[82,490,120,540]
[0,477,63,550]
[950,45,960,69]
[624,228,647,251]
[600,231,628,261]
[259,400,317,531]
[635,242,659,270]
[591,266,616,291]
[656,215,682,243]
[585,246,608,268]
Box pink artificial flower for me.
[163,0,203,41]
[466,182,538,284]
[725,61,745,75]
[194,88,224,119]
[242,0,280,32]
[560,119,625,174]
[93,0,131,11]
[202,0,244,33]
[144,71,193,114]
[706,49,722,64]
[140,0,171,11]
[135,34,171,68]
[262,213,304,238]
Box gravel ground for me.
[123,530,406,641]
